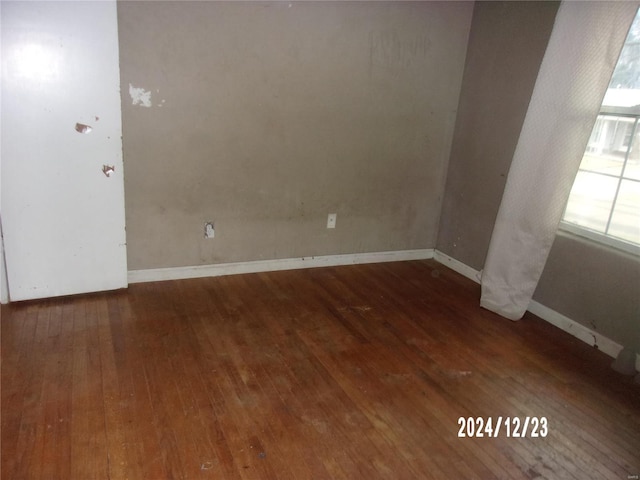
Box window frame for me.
[559,219,640,256]
[559,109,640,256]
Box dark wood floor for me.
[2,260,639,479]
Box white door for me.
[1,1,127,301]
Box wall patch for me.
[129,83,152,108]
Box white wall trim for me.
[0,217,8,305]
[128,249,434,284]
[433,250,640,371]
[526,300,639,369]
[434,250,482,283]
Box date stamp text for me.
[457,416,548,438]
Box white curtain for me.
[480,1,639,320]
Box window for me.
[561,8,640,255]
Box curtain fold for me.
[480,1,639,321]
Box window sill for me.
[558,221,640,257]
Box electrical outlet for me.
[327,213,337,229]
[204,222,215,239]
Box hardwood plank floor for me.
[2,259,639,479]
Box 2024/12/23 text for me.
[457,417,548,438]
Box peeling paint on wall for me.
[102,165,115,177]
[74,122,92,133]
[129,84,166,107]
[129,83,152,107]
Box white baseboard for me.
[433,250,640,371]
[526,300,639,369]
[128,249,434,284]
[434,250,482,283]
[0,217,8,305]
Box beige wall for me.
[119,0,638,348]
[438,1,640,348]
[118,1,473,270]
[534,233,640,348]
[437,1,559,270]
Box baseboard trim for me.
[433,250,482,283]
[0,218,8,305]
[433,250,640,371]
[526,300,637,368]
[128,249,435,284]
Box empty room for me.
[1,1,639,478]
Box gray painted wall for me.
[535,233,640,349]
[118,1,473,270]
[118,0,638,348]
[437,1,559,270]
[437,1,640,348]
